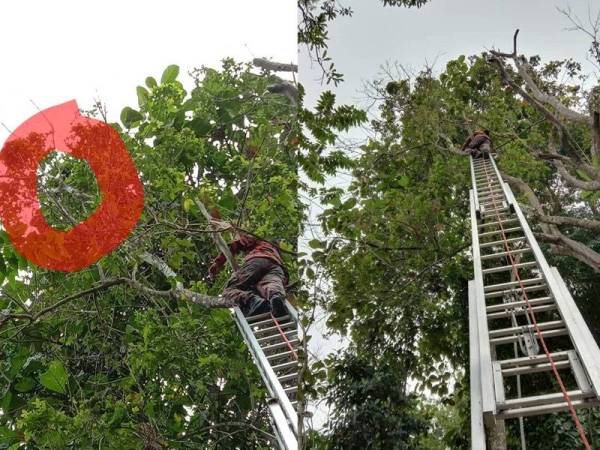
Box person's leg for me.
[480,142,491,159]
[257,264,288,317]
[222,259,269,316]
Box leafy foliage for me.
[0,60,299,449]
[309,53,600,448]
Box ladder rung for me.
[501,390,585,410]
[284,386,297,395]
[272,360,298,372]
[256,330,297,344]
[478,187,503,194]
[480,236,526,248]
[278,372,298,383]
[267,350,297,362]
[479,211,510,221]
[490,327,568,345]
[502,359,571,376]
[254,322,296,337]
[484,277,544,293]
[479,193,505,201]
[245,312,273,323]
[251,315,291,328]
[262,339,299,354]
[482,260,538,275]
[479,226,522,238]
[486,285,548,301]
[489,320,564,339]
[487,302,556,320]
[476,180,500,186]
[481,247,531,261]
[499,351,571,369]
[499,398,598,419]
[478,218,519,229]
[486,296,553,313]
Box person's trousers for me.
[222,257,286,307]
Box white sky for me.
[0,0,296,139]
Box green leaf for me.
[398,175,410,188]
[136,86,149,108]
[308,239,325,249]
[188,117,211,137]
[14,376,35,392]
[120,107,143,129]
[161,64,180,84]
[39,360,68,394]
[183,198,194,212]
[145,76,158,89]
[0,426,19,443]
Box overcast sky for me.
[301,0,599,110]
[0,1,296,141]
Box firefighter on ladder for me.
[209,232,289,317]
[462,129,493,159]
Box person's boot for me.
[269,294,288,318]
[244,294,270,317]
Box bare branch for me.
[490,30,590,124]
[537,214,600,232]
[194,198,238,271]
[253,58,298,73]
[536,233,600,272]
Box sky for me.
[301,0,599,110]
[0,0,296,140]
[300,0,600,429]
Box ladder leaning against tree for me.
[196,198,298,450]
[468,155,600,450]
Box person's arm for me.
[461,136,472,151]
[208,237,248,278]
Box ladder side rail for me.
[468,280,486,450]
[489,157,513,208]
[503,185,600,398]
[285,300,298,324]
[549,266,600,397]
[268,400,298,450]
[470,157,482,218]
[233,307,299,436]
[470,190,496,416]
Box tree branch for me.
[253,58,298,73]
[490,29,590,124]
[537,214,600,232]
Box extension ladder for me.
[468,155,600,449]
[233,300,299,450]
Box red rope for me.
[478,157,591,449]
[271,313,298,360]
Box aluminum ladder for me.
[468,155,600,449]
[233,300,299,450]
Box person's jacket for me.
[461,132,492,151]
[209,233,284,276]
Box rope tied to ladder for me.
[270,312,298,361]
[479,157,591,450]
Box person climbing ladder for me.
[209,231,289,317]
[462,129,493,159]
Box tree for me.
[309,40,600,447]
[0,60,300,449]
[316,347,426,450]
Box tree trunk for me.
[487,419,507,450]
